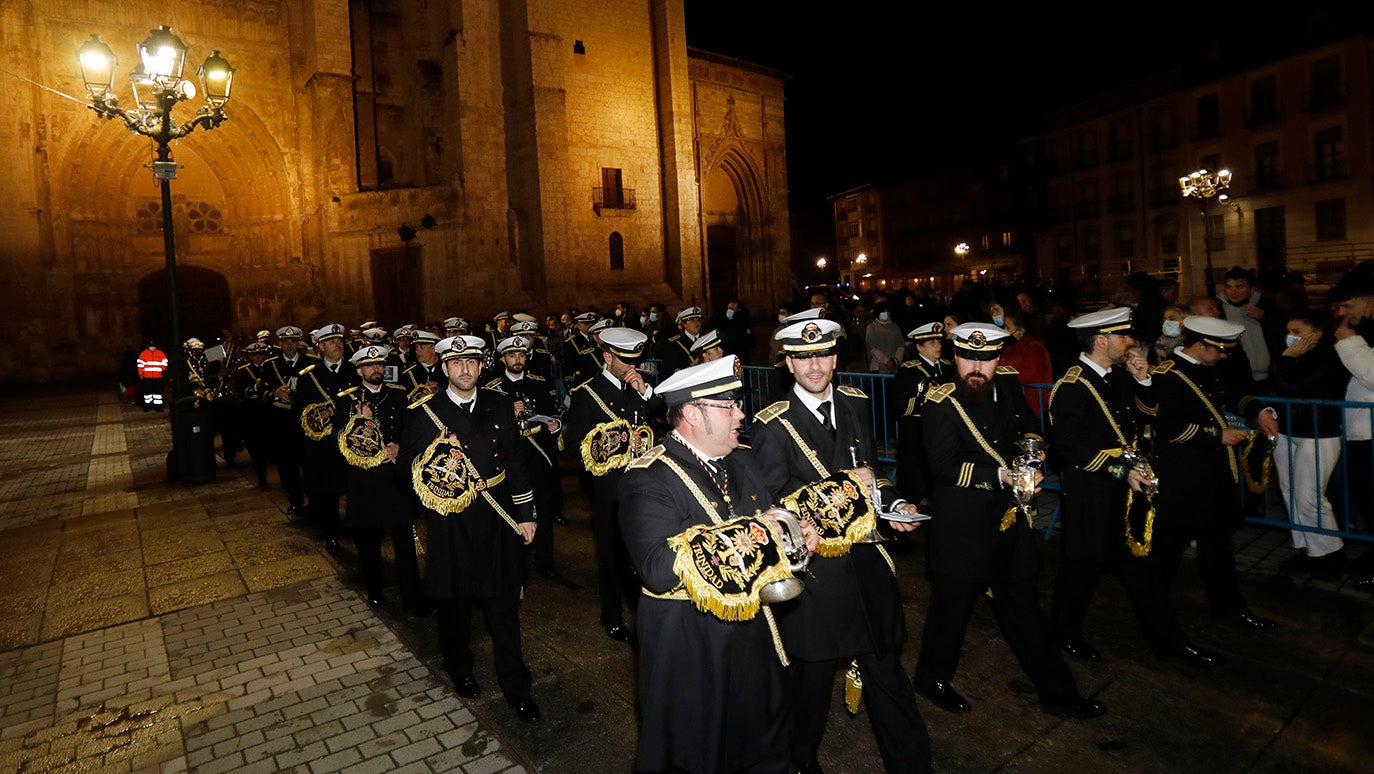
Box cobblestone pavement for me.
[2,378,1374,773]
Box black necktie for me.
[818,401,834,433]
[329,363,339,374]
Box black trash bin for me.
[169,396,218,484]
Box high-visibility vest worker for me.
[137,346,169,379]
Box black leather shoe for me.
[1166,644,1224,667]
[367,595,384,608]
[325,539,340,555]
[1217,610,1276,629]
[914,679,971,713]
[286,505,302,517]
[1040,695,1107,720]
[1352,574,1374,592]
[514,699,541,723]
[537,565,562,581]
[553,514,568,525]
[453,675,480,699]
[404,603,434,618]
[1061,639,1101,662]
[605,624,632,642]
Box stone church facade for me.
[0,0,790,383]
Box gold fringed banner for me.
[1241,431,1273,495]
[1124,489,1156,557]
[667,518,795,622]
[779,471,877,557]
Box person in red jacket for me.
[1000,310,1054,418]
[136,341,169,412]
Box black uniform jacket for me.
[261,352,319,409]
[485,372,561,468]
[333,382,413,529]
[892,355,951,503]
[618,439,789,774]
[922,372,1041,583]
[559,331,601,390]
[1048,361,1155,563]
[293,360,358,493]
[562,371,665,477]
[750,384,905,660]
[400,388,536,599]
[400,359,444,402]
[1150,357,1268,527]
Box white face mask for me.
[1285,334,1301,348]
[1161,320,1182,337]
[726,309,735,320]
[778,313,788,324]
[878,312,890,322]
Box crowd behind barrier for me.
[667,360,1374,547]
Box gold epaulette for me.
[898,360,923,370]
[736,443,752,450]
[996,365,1019,375]
[754,401,789,424]
[1152,360,1175,375]
[627,445,666,469]
[299,363,318,376]
[527,373,546,381]
[385,383,407,391]
[837,385,867,399]
[487,384,508,395]
[407,392,435,410]
[484,378,502,390]
[1060,365,1082,384]
[337,386,358,397]
[925,383,956,403]
[940,358,952,365]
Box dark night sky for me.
[684,5,1369,213]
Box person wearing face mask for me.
[1152,305,1192,365]
[1270,311,1348,579]
[865,302,905,373]
[713,299,756,364]
[997,308,1054,419]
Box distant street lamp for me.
[954,242,970,261]
[1179,167,1232,296]
[79,27,234,475]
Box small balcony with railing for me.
[593,187,637,215]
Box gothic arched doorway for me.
[138,266,232,346]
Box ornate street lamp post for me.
[78,27,235,405]
[1179,167,1232,296]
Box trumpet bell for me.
[758,577,804,605]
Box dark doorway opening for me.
[139,266,232,346]
[706,225,738,311]
[371,245,423,328]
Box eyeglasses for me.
[692,399,743,411]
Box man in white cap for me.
[388,325,416,369]
[262,325,313,514]
[293,323,358,553]
[892,321,952,507]
[655,306,704,380]
[333,345,427,615]
[233,341,275,488]
[619,355,819,774]
[688,329,724,364]
[486,335,565,579]
[563,327,665,644]
[1048,308,1222,668]
[400,330,444,401]
[751,315,930,774]
[400,335,542,723]
[1150,316,1279,630]
[560,311,602,392]
[510,318,555,385]
[914,322,1105,722]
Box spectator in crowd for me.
[940,311,964,363]
[865,302,906,373]
[1152,304,1191,364]
[999,308,1054,418]
[1330,263,1374,590]
[1159,277,1181,306]
[1270,311,1348,579]
[713,299,756,364]
[1042,295,1081,377]
[1218,266,1279,387]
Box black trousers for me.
[1051,547,1188,656]
[530,460,563,569]
[1152,520,1247,618]
[915,575,1079,703]
[271,419,304,508]
[351,525,424,607]
[790,653,932,773]
[591,473,636,628]
[436,591,532,705]
[307,490,341,541]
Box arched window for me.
[609,232,624,270]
